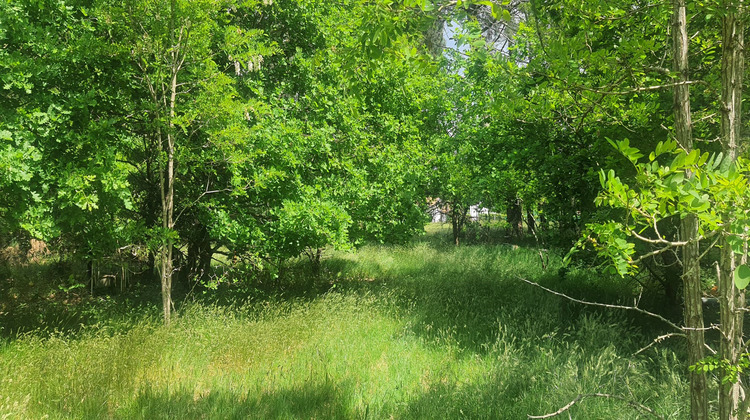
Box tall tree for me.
[672,0,708,417]
[717,1,746,417]
[101,0,274,323]
[0,0,135,264]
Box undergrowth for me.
[0,224,690,419]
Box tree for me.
[404,0,744,417]
[671,0,708,416]
[716,2,746,417]
[0,0,136,268]
[576,1,748,416]
[97,0,276,323]
[428,65,484,245]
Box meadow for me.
[0,224,691,419]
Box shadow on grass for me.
[401,362,685,419]
[114,381,352,420]
[322,239,678,358]
[0,272,162,340]
[1,229,678,356]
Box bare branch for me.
[528,393,665,419]
[575,80,705,96]
[633,333,686,356]
[705,342,717,355]
[627,227,688,246]
[698,233,722,261]
[518,277,683,332]
[174,186,232,225]
[630,243,676,265]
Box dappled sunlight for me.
[0,238,690,419]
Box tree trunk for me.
[312,248,323,276]
[187,222,212,285]
[682,215,708,420]
[718,3,746,418]
[672,1,708,418]
[144,150,159,282]
[451,206,466,246]
[157,114,175,324]
[155,0,188,325]
[526,207,536,238]
[507,199,523,238]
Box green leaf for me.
[489,3,500,19]
[728,236,745,255]
[698,152,709,166]
[502,9,511,21]
[734,264,750,290]
[699,171,709,188]
[690,196,710,212]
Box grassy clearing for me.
[0,225,689,419]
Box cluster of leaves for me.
[577,138,750,285]
[690,353,750,385]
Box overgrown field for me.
[0,225,690,419]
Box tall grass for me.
[0,226,689,419]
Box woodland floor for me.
[0,224,694,419]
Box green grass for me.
[0,225,690,419]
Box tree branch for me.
[627,227,688,246]
[174,186,232,225]
[570,79,706,96]
[518,277,684,332]
[528,393,665,419]
[630,243,677,265]
[633,332,686,356]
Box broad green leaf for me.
[735,264,750,290]
[690,196,710,212]
[502,9,511,21]
[698,152,709,166]
[728,236,745,255]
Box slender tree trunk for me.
[682,217,708,419]
[452,205,466,246]
[155,0,190,324]
[718,2,746,417]
[158,118,175,324]
[507,199,523,238]
[672,1,708,418]
[526,208,536,237]
[187,222,212,285]
[161,59,179,324]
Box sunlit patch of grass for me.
[0,225,690,419]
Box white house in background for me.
[427,198,490,223]
[432,210,447,223]
[469,204,489,221]
[429,198,448,223]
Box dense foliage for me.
[1,0,445,302]
[3,0,750,416]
